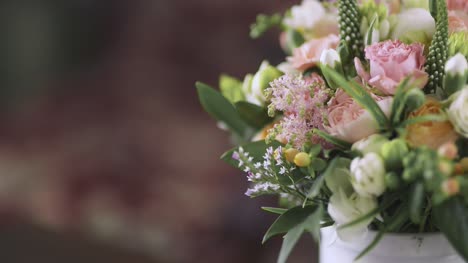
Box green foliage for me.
[434,197,468,261]
[262,205,323,263]
[448,32,468,59]
[337,0,364,68]
[219,74,244,104]
[409,182,425,224]
[313,129,352,149]
[250,13,282,39]
[262,207,287,215]
[424,0,449,94]
[235,101,272,129]
[196,82,250,138]
[220,140,281,167]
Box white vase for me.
[320,226,465,263]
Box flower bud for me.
[437,142,458,160]
[320,49,341,68]
[444,53,468,95]
[385,172,401,190]
[350,153,386,197]
[438,160,454,176]
[447,87,468,138]
[245,61,282,106]
[294,152,311,167]
[284,148,300,163]
[352,134,389,155]
[381,139,409,169]
[441,178,460,196]
[392,8,435,45]
[403,88,425,113]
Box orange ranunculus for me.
[406,97,459,149]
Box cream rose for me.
[287,34,340,71]
[447,87,468,138]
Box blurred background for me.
[0,0,317,262]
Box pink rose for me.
[355,40,428,95]
[325,89,393,143]
[448,11,468,33]
[288,34,340,71]
[447,0,468,13]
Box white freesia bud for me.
[350,153,386,197]
[352,134,389,155]
[447,86,468,138]
[328,189,378,241]
[283,0,325,30]
[320,49,341,68]
[246,61,282,106]
[392,8,435,45]
[445,53,468,76]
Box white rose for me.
[392,8,435,44]
[447,87,468,138]
[352,134,389,155]
[350,153,386,197]
[283,0,325,30]
[328,189,378,241]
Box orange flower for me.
[406,97,459,149]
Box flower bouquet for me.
[196,0,468,262]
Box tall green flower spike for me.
[337,0,364,68]
[424,0,448,94]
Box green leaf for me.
[219,74,244,104]
[313,129,352,149]
[276,205,323,263]
[235,101,273,129]
[365,15,378,46]
[250,13,282,39]
[262,205,318,244]
[320,66,389,130]
[409,182,425,224]
[434,197,468,261]
[262,207,288,215]
[196,82,249,137]
[390,77,412,125]
[220,140,281,167]
[277,224,304,263]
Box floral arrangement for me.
[196,0,468,262]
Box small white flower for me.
[279,167,287,175]
[328,189,378,242]
[320,49,341,68]
[245,61,282,106]
[445,53,468,76]
[283,0,326,30]
[447,86,468,138]
[350,153,386,197]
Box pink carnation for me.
[355,40,428,95]
[325,89,393,143]
[287,34,339,71]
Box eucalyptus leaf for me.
[235,101,272,129]
[196,82,249,137]
[262,205,318,244]
[434,197,468,261]
[219,74,244,104]
[262,207,288,215]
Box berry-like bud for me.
[385,172,401,190]
[438,160,454,176]
[284,148,300,163]
[437,142,458,160]
[294,152,311,167]
[441,178,460,196]
[381,139,409,169]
